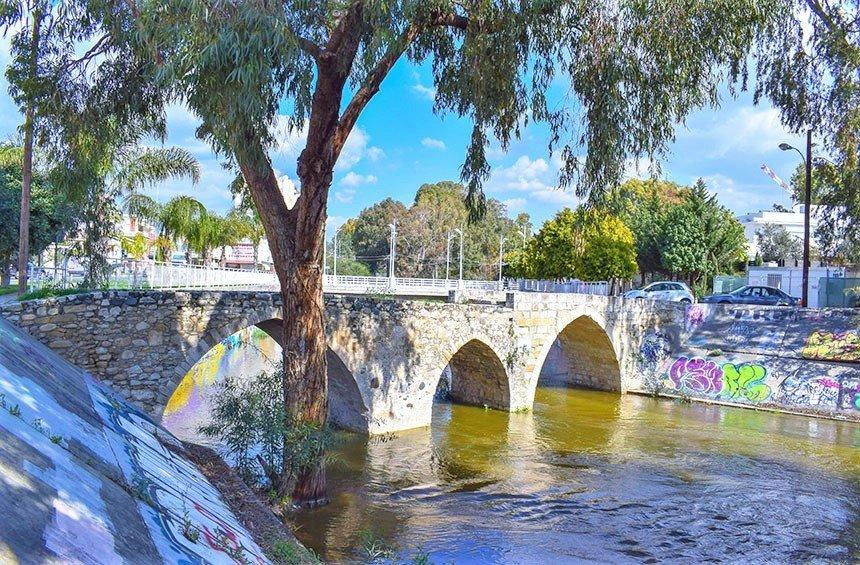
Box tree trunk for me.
[238,141,330,507]
[17,10,42,297]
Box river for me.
[289,387,860,563]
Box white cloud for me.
[488,155,552,192]
[367,146,386,161]
[334,188,356,203]
[412,84,436,100]
[502,198,527,212]
[277,175,299,209]
[698,173,788,214]
[339,172,377,187]
[421,137,446,150]
[682,106,792,158]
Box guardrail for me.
[29,261,609,297]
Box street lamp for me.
[388,221,397,285]
[333,224,343,277]
[446,231,453,280]
[779,130,812,307]
[453,228,464,285]
[498,235,506,283]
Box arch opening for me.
[538,316,621,392]
[161,320,369,444]
[440,338,510,411]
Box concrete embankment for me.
[0,317,269,563]
[629,303,860,420]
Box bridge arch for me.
[442,337,511,411]
[532,314,622,394]
[162,317,370,437]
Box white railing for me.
[29,261,608,297]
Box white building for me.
[736,204,823,260]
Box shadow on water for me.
[290,386,860,564]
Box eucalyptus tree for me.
[95,0,788,505]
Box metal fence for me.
[712,275,747,294]
[30,261,609,297]
[818,277,860,308]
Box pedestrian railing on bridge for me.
[29,261,609,297]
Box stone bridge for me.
[0,291,684,434]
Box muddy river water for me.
[290,388,860,563]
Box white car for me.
[623,281,695,304]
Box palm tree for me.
[125,194,207,264]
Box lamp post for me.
[333,224,343,277]
[498,235,505,283]
[388,221,396,287]
[454,228,464,287]
[779,129,812,307]
[446,231,453,280]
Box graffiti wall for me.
[0,319,268,563]
[632,304,860,420]
[162,326,281,444]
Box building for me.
[736,204,823,261]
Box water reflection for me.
[291,388,860,563]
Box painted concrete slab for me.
[0,318,268,564]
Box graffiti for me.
[668,357,724,394]
[774,375,860,412]
[685,304,712,333]
[640,331,672,367]
[89,382,268,564]
[163,326,281,441]
[0,317,267,564]
[667,357,774,404]
[801,330,860,363]
[721,363,771,402]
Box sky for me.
[0,41,806,236]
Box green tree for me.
[758,3,860,255]
[756,224,802,264]
[68,0,788,504]
[0,144,78,286]
[351,198,408,275]
[658,179,747,291]
[120,233,150,262]
[521,207,636,282]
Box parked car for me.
[700,285,799,306]
[622,281,695,303]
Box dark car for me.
[700,285,799,306]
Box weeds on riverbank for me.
[199,362,337,506]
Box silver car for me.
[623,281,695,303]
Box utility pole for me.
[389,221,396,287]
[498,235,505,283]
[779,131,813,307]
[454,228,464,286]
[446,231,452,280]
[803,129,812,308]
[333,225,343,277]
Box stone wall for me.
[3,289,854,436]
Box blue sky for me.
[0,42,805,235]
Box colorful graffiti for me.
[163,326,281,442]
[640,331,672,367]
[801,330,860,363]
[684,304,713,333]
[774,375,860,412]
[721,363,772,402]
[668,357,723,394]
[0,318,267,563]
[667,357,772,403]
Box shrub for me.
[199,362,335,499]
[19,284,86,301]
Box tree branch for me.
[333,20,423,157]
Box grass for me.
[19,285,88,301]
[0,285,16,296]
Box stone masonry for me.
[0,290,684,434]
